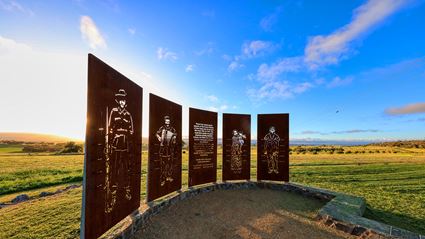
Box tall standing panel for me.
[257,113,289,182]
[222,113,251,181]
[188,108,217,186]
[148,94,182,201]
[81,54,142,239]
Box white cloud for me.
[80,16,107,50]
[226,40,277,73]
[128,28,136,35]
[248,81,313,101]
[157,47,178,61]
[228,61,244,72]
[185,64,195,72]
[257,57,302,81]
[0,0,34,15]
[247,0,411,101]
[242,40,275,58]
[327,76,353,88]
[305,0,407,69]
[205,95,218,102]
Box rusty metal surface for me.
[188,108,217,187]
[222,113,251,181]
[82,54,142,239]
[256,114,289,182]
[147,94,182,202]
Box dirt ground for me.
[133,189,352,239]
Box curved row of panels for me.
[81,54,289,239]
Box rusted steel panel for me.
[257,114,289,182]
[82,54,142,239]
[188,108,218,187]
[147,94,182,202]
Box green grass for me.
[289,155,425,233]
[0,155,83,195]
[0,144,23,153]
[0,147,424,238]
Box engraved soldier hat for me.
[115,89,127,102]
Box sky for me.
[0,0,425,142]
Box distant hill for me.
[0,132,82,143]
[367,140,425,148]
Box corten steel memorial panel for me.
[81,54,142,239]
[222,113,251,181]
[188,108,218,187]
[257,114,289,182]
[148,94,182,201]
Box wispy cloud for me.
[157,47,178,61]
[247,81,314,101]
[260,6,282,32]
[80,16,107,50]
[300,129,381,135]
[257,57,302,82]
[205,94,218,102]
[304,0,408,69]
[0,0,34,15]
[248,0,410,101]
[327,76,353,88]
[228,61,244,72]
[331,129,381,134]
[242,40,276,58]
[385,102,425,115]
[128,28,136,35]
[185,64,195,72]
[300,130,322,135]
[195,42,215,56]
[227,40,278,72]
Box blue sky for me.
[0,0,424,141]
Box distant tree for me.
[61,142,83,154]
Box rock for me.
[39,191,54,197]
[64,184,80,191]
[11,194,30,203]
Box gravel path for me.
[133,189,352,239]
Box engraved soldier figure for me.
[105,89,134,213]
[263,126,280,174]
[156,116,177,186]
[231,130,246,172]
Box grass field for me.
[0,145,424,238]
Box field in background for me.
[0,144,424,238]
